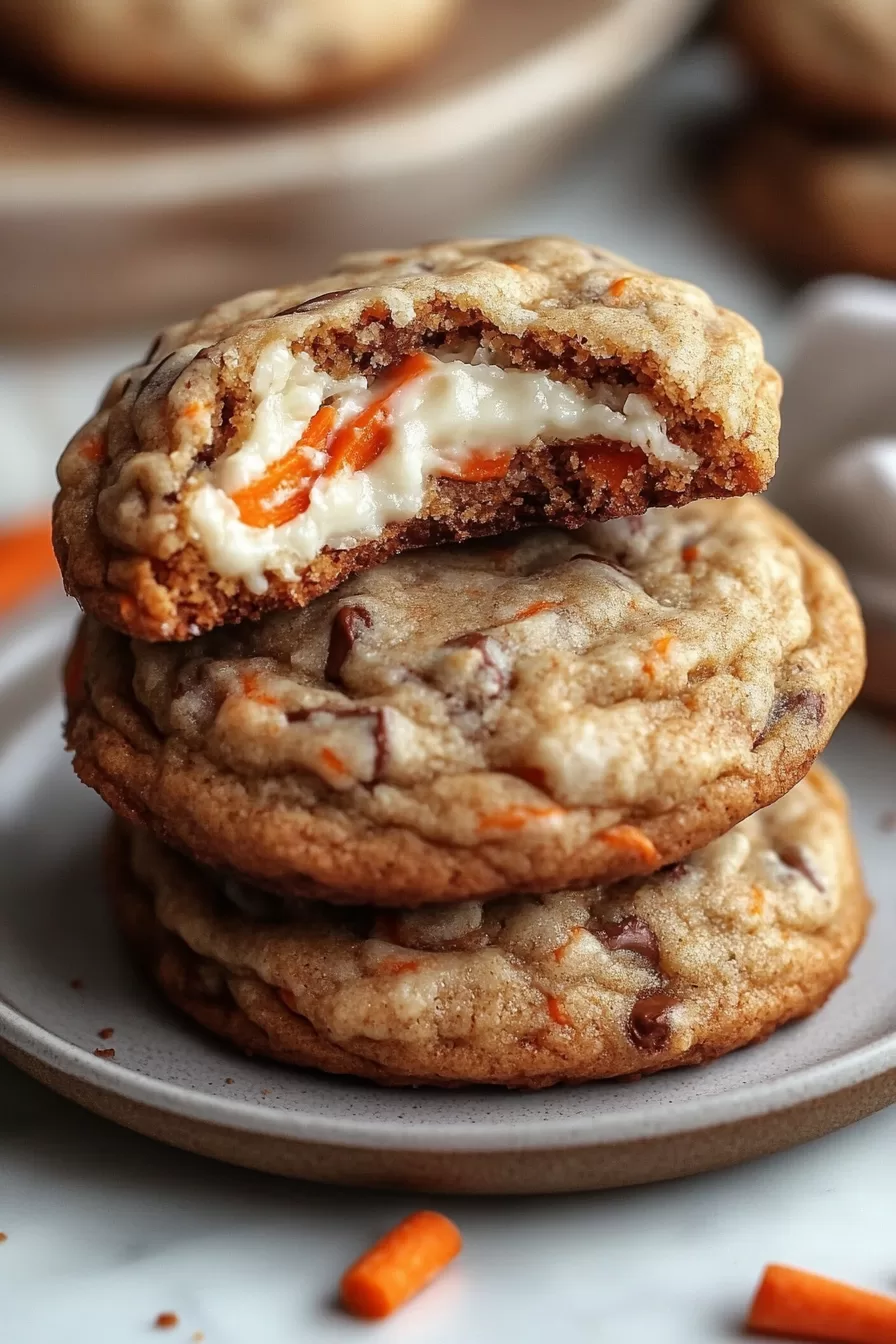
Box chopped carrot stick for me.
[231,406,337,528]
[0,517,59,616]
[478,804,563,833]
[599,824,659,864]
[438,450,515,483]
[747,1263,896,1343]
[340,1211,462,1320]
[324,352,432,478]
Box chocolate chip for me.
[284,704,388,781]
[753,689,826,748]
[275,288,361,317]
[325,605,373,683]
[443,632,510,696]
[589,916,661,969]
[777,844,825,892]
[628,991,677,1051]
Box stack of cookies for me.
[719,0,896,280]
[54,237,868,1088]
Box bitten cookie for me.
[110,766,870,1088]
[0,0,462,111]
[725,0,896,132]
[53,236,780,641]
[67,498,865,906]
[718,118,896,281]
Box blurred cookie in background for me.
[0,0,463,111]
[716,117,896,281]
[724,0,896,133]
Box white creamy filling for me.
[185,341,695,593]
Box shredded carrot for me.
[231,405,336,528]
[509,600,562,623]
[385,959,420,975]
[599,824,659,864]
[240,672,279,707]
[340,1211,462,1320]
[504,261,528,272]
[750,886,766,916]
[319,746,349,776]
[606,276,632,298]
[183,401,205,419]
[682,543,699,565]
[747,1263,896,1343]
[0,517,59,616]
[553,928,584,961]
[653,633,674,657]
[324,352,432,478]
[478,805,563,833]
[576,443,647,493]
[80,434,107,464]
[546,994,573,1026]
[438,450,515,483]
[153,1313,179,1331]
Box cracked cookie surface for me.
[54,236,780,641]
[110,766,869,1087]
[67,497,865,906]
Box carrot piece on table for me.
[340,1210,462,1320]
[747,1263,896,1343]
[231,406,337,528]
[0,517,58,616]
[439,450,515,483]
[324,352,432,478]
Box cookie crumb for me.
[94,1047,115,1059]
[877,811,896,833]
[154,1312,179,1330]
[224,1077,234,1085]
[70,978,84,990]
[0,1232,8,1243]
[97,1027,114,1040]
[191,1333,205,1342]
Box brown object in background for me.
[716,117,896,281]
[0,0,704,338]
[863,619,896,714]
[724,0,896,133]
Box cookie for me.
[110,766,869,1088]
[67,497,865,907]
[717,118,896,281]
[53,236,781,642]
[725,0,896,132]
[0,0,462,111]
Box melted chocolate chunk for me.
[628,991,678,1051]
[325,605,373,683]
[443,632,510,698]
[275,288,362,317]
[777,844,825,892]
[588,916,660,969]
[753,689,826,748]
[284,704,388,780]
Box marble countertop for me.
[3,43,893,1344]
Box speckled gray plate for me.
[1,598,895,1194]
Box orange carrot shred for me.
[478,804,563,833]
[653,633,674,657]
[750,885,766,916]
[340,1211,462,1320]
[385,959,420,975]
[319,746,348,776]
[153,1312,179,1330]
[509,600,562,623]
[438,450,515,483]
[553,929,584,961]
[231,405,337,528]
[240,672,279,706]
[325,352,432,479]
[546,994,573,1026]
[0,517,58,616]
[682,543,699,565]
[599,824,659,864]
[575,443,647,494]
[606,276,632,298]
[747,1263,896,1343]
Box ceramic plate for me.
[1,597,894,1194]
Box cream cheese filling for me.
[185,340,696,593]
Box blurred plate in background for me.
[0,0,705,338]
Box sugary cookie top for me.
[110,498,833,838]
[133,767,857,1071]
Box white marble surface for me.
[2,42,894,1344]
